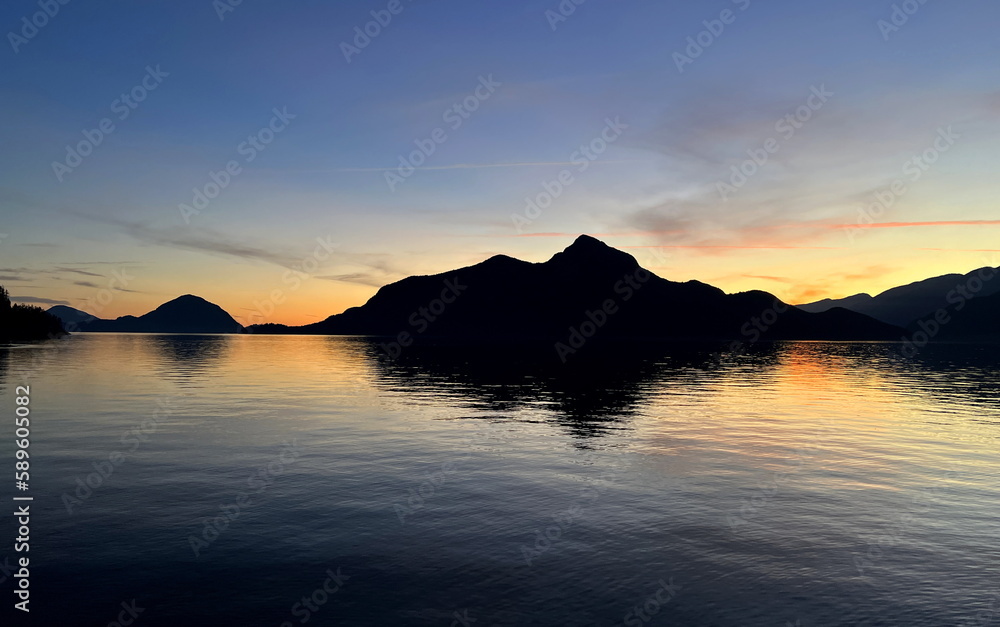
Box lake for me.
[1,334,998,626]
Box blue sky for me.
[2,0,999,324]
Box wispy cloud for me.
[333,160,642,172]
[68,212,304,269]
[11,296,69,306]
[512,219,1000,251]
[66,210,407,288]
[56,267,104,277]
[622,244,846,250]
[315,273,386,288]
[825,220,1000,229]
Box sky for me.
[1,0,998,326]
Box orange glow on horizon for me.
[21,224,1000,327]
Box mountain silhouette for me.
[33,237,995,343]
[798,266,1000,327]
[249,235,901,343]
[48,305,105,331]
[909,289,1000,342]
[59,295,243,334]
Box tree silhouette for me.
[0,285,67,342]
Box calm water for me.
[1,335,998,626]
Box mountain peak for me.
[149,294,218,314]
[564,234,613,254]
[547,235,640,272]
[570,233,603,246]
[70,293,244,333]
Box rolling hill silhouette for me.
[249,235,901,342]
[798,265,1000,327]
[48,305,103,330]
[54,295,243,334]
[909,289,1000,342]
